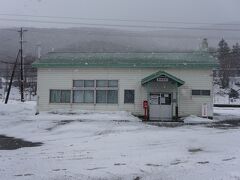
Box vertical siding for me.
[37,68,213,117]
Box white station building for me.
[33,52,218,120]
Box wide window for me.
[73,90,94,103]
[50,90,71,103]
[96,80,118,87]
[192,90,211,96]
[124,90,135,104]
[73,80,94,87]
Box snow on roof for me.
[32,52,219,69]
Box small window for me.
[124,90,135,104]
[73,90,84,103]
[84,80,94,87]
[96,90,107,103]
[73,80,94,87]
[202,90,211,96]
[96,80,118,87]
[192,90,210,96]
[50,90,71,103]
[96,80,108,87]
[84,90,94,103]
[107,90,118,103]
[73,80,84,87]
[109,80,118,87]
[192,90,201,95]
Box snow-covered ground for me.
[0,101,240,180]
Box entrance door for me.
[149,93,172,120]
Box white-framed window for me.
[192,90,211,96]
[73,90,94,103]
[50,90,71,103]
[96,80,118,104]
[96,90,118,104]
[73,80,94,88]
[72,80,118,104]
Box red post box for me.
[143,100,148,108]
[143,100,148,121]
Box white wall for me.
[37,68,213,117]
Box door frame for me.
[149,92,173,120]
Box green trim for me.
[32,52,219,69]
[141,71,185,87]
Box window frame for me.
[124,89,135,104]
[49,89,71,104]
[192,89,211,96]
[72,79,119,104]
[96,80,118,104]
[72,90,94,103]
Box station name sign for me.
[156,77,168,82]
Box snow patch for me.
[184,115,213,124]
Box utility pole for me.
[5,51,20,104]
[18,28,27,102]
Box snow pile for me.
[214,107,240,121]
[0,100,36,116]
[184,115,213,124]
[48,109,140,122]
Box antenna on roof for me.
[200,38,208,52]
[37,43,42,59]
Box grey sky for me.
[0,0,240,28]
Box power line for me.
[1,17,240,32]
[0,13,240,26]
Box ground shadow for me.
[0,135,43,150]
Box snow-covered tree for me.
[217,39,231,88]
[232,43,240,68]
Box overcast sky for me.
[0,0,240,28]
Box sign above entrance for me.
[156,77,168,82]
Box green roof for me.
[32,52,218,69]
[141,71,185,87]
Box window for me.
[96,90,107,103]
[192,90,211,96]
[96,90,118,104]
[73,80,84,87]
[50,90,71,103]
[107,90,118,103]
[124,90,135,104]
[73,90,94,103]
[73,80,94,87]
[96,80,108,87]
[96,80,118,104]
[108,80,118,87]
[84,80,94,87]
[73,90,84,103]
[73,79,119,104]
[96,80,118,87]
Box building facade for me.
[33,52,218,120]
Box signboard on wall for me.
[157,77,168,82]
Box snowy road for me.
[0,101,240,180]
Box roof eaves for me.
[141,71,185,86]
